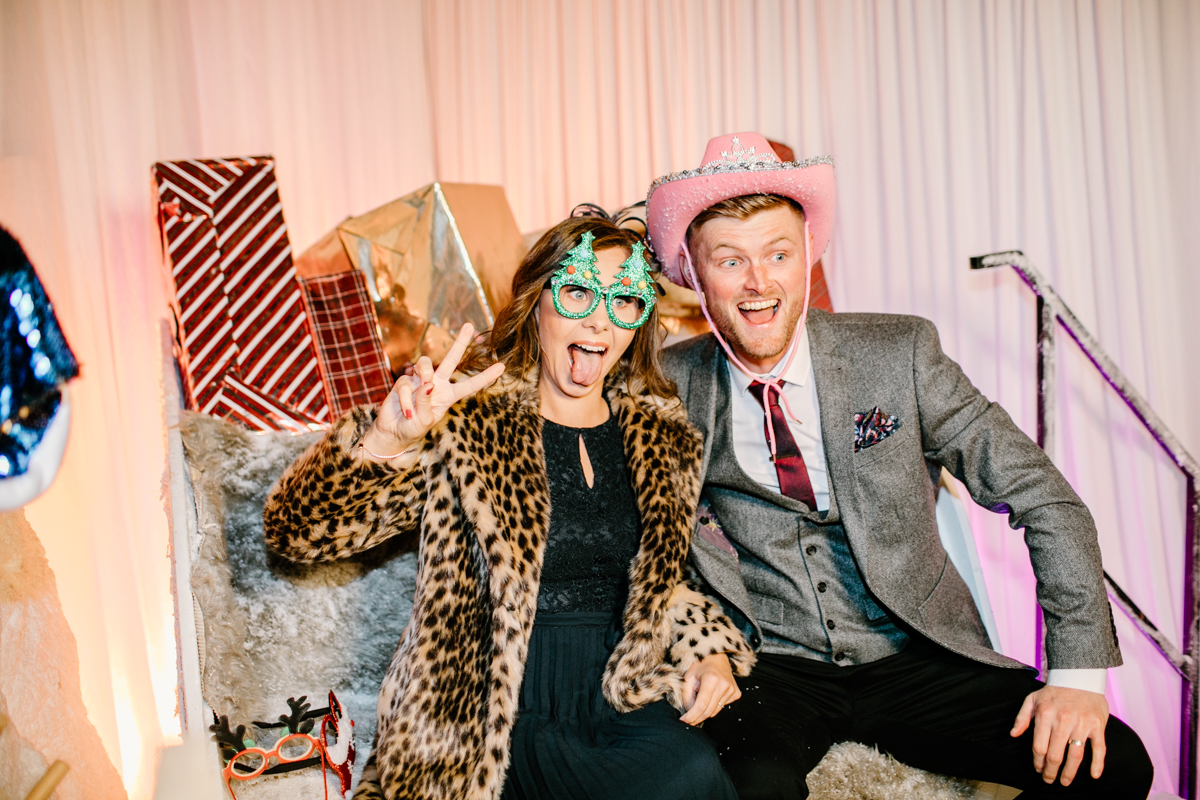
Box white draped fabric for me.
[1,1,1195,796]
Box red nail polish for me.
[405,409,413,419]
[426,386,434,395]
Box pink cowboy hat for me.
[645,131,835,288]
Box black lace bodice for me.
[537,415,641,615]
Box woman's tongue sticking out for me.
[568,343,606,386]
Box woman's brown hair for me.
[463,216,675,399]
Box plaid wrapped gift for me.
[300,271,393,416]
[154,156,332,431]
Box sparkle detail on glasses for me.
[550,232,657,330]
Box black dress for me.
[500,416,737,800]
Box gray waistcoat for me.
[706,362,909,664]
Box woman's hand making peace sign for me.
[360,323,506,463]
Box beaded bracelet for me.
[358,440,416,461]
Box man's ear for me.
[683,242,706,289]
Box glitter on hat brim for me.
[645,155,835,203]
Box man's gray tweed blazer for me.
[661,308,1121,671]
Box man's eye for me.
[771,252,788,263]
[721,259,739,268]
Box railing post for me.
[973,250,1199,798]
[1034,295,1055,678]
[1184,474,1200,798]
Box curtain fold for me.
[1,1,1194,796]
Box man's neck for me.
[730,326,807,380]
[736,351,785,375]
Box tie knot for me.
[748,379,785,409]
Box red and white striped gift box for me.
[214,375,324,435]
[155,156,331,431]
[156,197,235,412]
[300,270,393,417]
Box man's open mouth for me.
[738,299,780,325]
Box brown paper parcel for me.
[296,183,525,373]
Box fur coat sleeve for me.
[263,406,426,563]
[666,581,756,678]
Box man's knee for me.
[1022,717,1154,799]
[1092,717,1154,798]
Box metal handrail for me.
[972,250,1200,798]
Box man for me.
[649,132,1153,798]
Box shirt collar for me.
[727,323,812,396]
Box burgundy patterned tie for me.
[748,381,818,508]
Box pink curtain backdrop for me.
[1,1,1196,797]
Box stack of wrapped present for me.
[155,156,524,433]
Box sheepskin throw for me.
[179,411,417,788]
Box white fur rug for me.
[179,411,418,790]
[808,742,993,799]
[178,412,1009,799]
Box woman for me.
[263,216,754,800]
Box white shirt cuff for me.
[1046,668,1107,695]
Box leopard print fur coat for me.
[263,368,754,800]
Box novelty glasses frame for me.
[549,232,657,329]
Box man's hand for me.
[1010,684,1108,787]
[679,653,741,726]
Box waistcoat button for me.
[817,582,827,593]
[834,651,846,661]
[805,545,817,556]
[827,619,836,630]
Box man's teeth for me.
[739,300,778,311]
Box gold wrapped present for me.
[296,183,526,373]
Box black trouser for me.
[703,639,1153,799]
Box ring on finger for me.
[1069,739,1085,747]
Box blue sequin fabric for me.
[0,228,78,477]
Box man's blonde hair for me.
[685,194,805,251]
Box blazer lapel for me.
[683,336,721,482]
[671,338,757,615]
[807,310,856,519]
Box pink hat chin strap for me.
[680,219,814,459]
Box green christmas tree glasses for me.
[550,232,657,330]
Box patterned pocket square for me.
[854,406,901,452]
